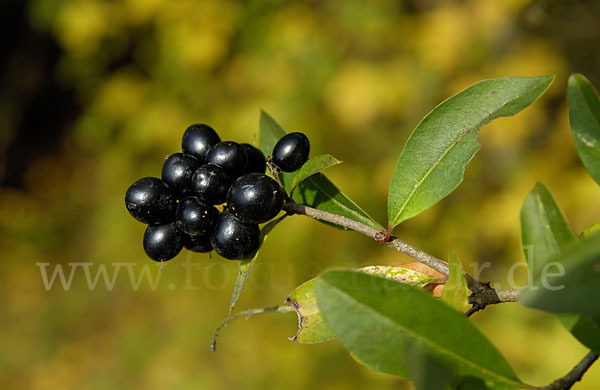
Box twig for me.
[467,284,521,316]
[540,351,599,389]
[283,202,450,276]
[282,201,522,315]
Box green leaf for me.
[441,251,469,312]
[406,342,455,390]
[568,74,600,185]
[521,233,600,314]
[286,278,336,344]
[258,110,295,190]
[520,182,576,272]
[290,154,342,192]
[228,216,285,316]
[292,173,384,231]
[259,110,286,157]
[519,183,600,352]
[581,221,600,239]
[387,75,555,228]
[286,265,435,344]
[316,270,527,388]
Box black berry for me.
[227,173,284,224]
[207,141,248,176]
[161,153,200,196]
[143,222,184,261]
[184,233,213,253]
[182,124,221,162]
[190,164,233,205]
[241,143,266,174]
[125,177,176,224]
[176,196,218,236]
[211,210,260,260]
[272,132,310,172]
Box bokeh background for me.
[2,0,600,388]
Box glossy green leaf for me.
[568,74,600,185]
[228,217,285,316]
[290,154,342,192]
[387,75,554,228]
[441,250,469,312]
[292,173,384,230]
[521,233,600,314]
[316,270,527,388]
[286,265,435,344]
[519,183,600,352]
[520,182,576,272]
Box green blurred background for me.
[2,0,600,388]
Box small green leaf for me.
[258,110,295,190]
[286,278,335,344]
[228,217,285,316]
[519,183,600,352]
[568,74,600,185]
[521,233,600,314]
[293,173,384,231]
[316,270,527,388]
[291,154,342,192]
[259,110,286,157]
[286,265,434,344]
[581,221,600,239]
[520,182,576,272]
[441,251,469,312]
[387,75,554,229]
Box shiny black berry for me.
[207,141,248,176]
[190,164,233,205]
[125,177,176,224]
[143,222,184,261]
[184,233,213,253]
[182,124,221,162]
[161,153,200,196]
[272,132,310,172]
[241,143,266,174]
[227,173,284,224]
[176,196,218,236]
[211,210,260,260]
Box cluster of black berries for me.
[125,124,310,262]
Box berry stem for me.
[266,155,284,190]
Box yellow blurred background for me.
[2,0,600,388]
